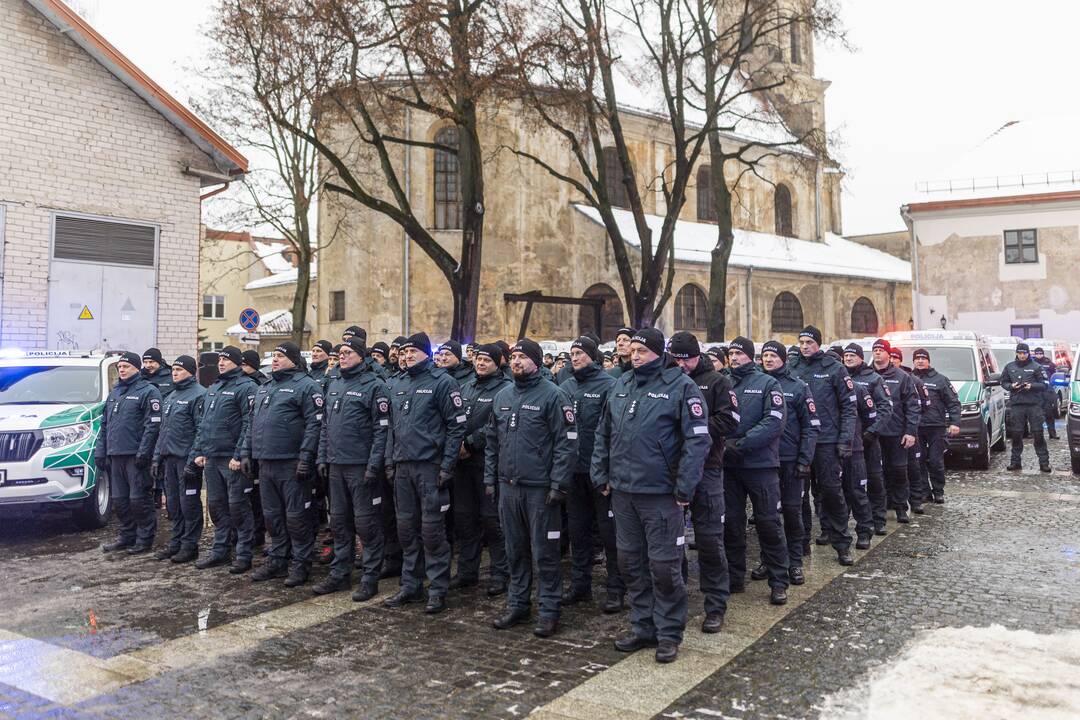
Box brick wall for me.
[0,0,213,357]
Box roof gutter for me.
[199,183,230,202]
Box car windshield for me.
[892,346,977,381]
[990,348,1015,374]
[0,365,101,404]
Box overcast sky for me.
[72,0,1080,236]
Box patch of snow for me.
[252,241,295,275]
[245,262,318,290]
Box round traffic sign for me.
[239,308,260,332]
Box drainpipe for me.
[199,182,230,201]
[745,266,754,339]
[402,107,411,335]
[814,159,823,241]
[901,206,918,329]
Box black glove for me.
[545,488,568,505]
[364,468,379,483]
[296,458,311,481]
[862,430,877,445]
[437,470,454,489]
[385,465,396,483]
[723,439,742,463]
[484,484,496,497]
[796,464,812,480]
[838,444,852,460]
[150,461,160,481]
[239,457,252,478]
[135,455,150,470]
[183,463,199,482]
[317,463,330,481]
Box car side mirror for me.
[985,373,1001,387]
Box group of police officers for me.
[93,324,1051,664]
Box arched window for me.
[674,284,709,336]
[774,183,794,237]
[697,166,717,222]
[602,146,629,209]
[851,297,879,335]
[434,126,461,230]
[771,291,803,333]
[579,283,624,342]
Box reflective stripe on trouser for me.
[395,461,451,596]
[917,426,948,498]
[613,489,688,644]
[328,463,385,585]
[863,437,887,525]
[163,456,203,552]
[725,467,789,589]
[453,463,508,584]
[205,457,255,562]
[109,455,155,545]
[567,472,623,595]
[690,467,728,615]
[809,443,852,550]
[1009,403,1049,464]
[260,458,314,571]
[841,452,874,538]
[878,437,910,511]
[777,461,805,568]
[499,482,562,619]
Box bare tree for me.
[504,0,839,332]
[213,0,524,342]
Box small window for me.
[330,290,346,323]
[697,166,717,222]
[1010,323,1043,339]
[851,297,878,335]
[602,147,629,209]
[674,284,709,336]
[774,184,794,237]
[1003,229,1037,264]
[200,341,224,352]
[202,295,225,319]
[434,126,462,230]
[771,291,803,333]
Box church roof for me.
[573,204,911,283]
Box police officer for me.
[757,340,818,587]
[370,342,391,369]
[842,344,893,536]
[241,350,268,385]
[839,351,880,549]
[1032,347,1059,439]
[561,336,624,613]
[452,344,511,595]
[239,349,267,547]
[910,348,962,506]
[495,340,514,380]
[723,337,790,605]
[309,340,333,391]
[607,327,636,379]
[384,332,467,614]
[1002,342,1051,472]
[312,337,391,599]
[97,352,162,554]
[789,326,856,565]
[437,340,474,385]
[309,339,335,538]
[141,348,174,398]
[192,346,259,573]
[242,342,325,586]
[388,337,405,379]
[869,339,921,522]
[486,338,577,637]
[151,356,206,564]
[592,328,711,664]
[669,331,739,631]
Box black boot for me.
[837,549,854,566]
[486,578,508,597]
[250,562,288,581]
[493,607,531,629]
[874,522,887,536]
[896,509,910,524]
[126,544,153,556]
[312,575,350,595]
[770,586,788,605]
[788,566,805,585]
[655,640,679,663]
[153,547,178,561]
[449,575,478,590]
[171,548,198,564]
[855,535,871,550]
[424,595,447,614]
[284,566,310,588]
[1040,462,1052,473]
[383,587,424,608]
[562,586,592,605]
[228,559,251,574]
[533,617,558,638]
[815,532,830,546]
[750,563,769,581]
[614,633,657,652]
[601,592,625,614]
[701,612,724,634]
[352,582,379,602]
[195,555,231,570]
[1007,462,1021,471]
[911,503,926,515]
[932,493,945,504]
[102,539,134,553]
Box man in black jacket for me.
[843,344,893,536]
[1002,342,1051,472]
[561,336,622,612]
[870,339,921,522]
[486,339,577,638]
[437,340,474,386]
[669,331,739,631]
[607,327,635,379]
[911,349,962,505]
[1032,347,1059,439]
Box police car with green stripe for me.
[884,331,1007,469]
[1066,347,1080,474]
[0,350,119,528]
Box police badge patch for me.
[314,395,324,408]
[452,392,463,408]
[150,399,161,413]
[688,399,704,418]
[772,393,783,406]
[807,399,817,414]
[378,399,389,414]
[845,377,854,390]
[563,406,575,425]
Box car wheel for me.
[971,425,991,470]
[1072,456,1080,475]
[75,474,110,530]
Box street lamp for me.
[939,315,947,329]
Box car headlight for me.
[961,402,981,416]
[1070,402,1080,418]
[41,423,92,449]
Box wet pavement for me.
[1,435,1077,719]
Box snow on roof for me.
[911,116,1080,203]
[252,241,295,275]
[225,308,313,336]
[244,262,318,290]
[573,204,911,283]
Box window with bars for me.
[602,147,629,209]
[1010,323,1043,339]
[330,290,346,322]
[674,284,709,335]
[771,291,804,333]
[1003,229,1037,264]
[774,184,794,237]
[53,215,156,266]
[434,126,462,230]
[202,295,225,319]
[851,297,879,334]
[697,166,717,222]
[200,341,224,352]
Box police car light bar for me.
[884,330,981,342]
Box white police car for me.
[0,350,119,528]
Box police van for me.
[0,350,119,529]
[1066,346,1080,474]
[883,331,1006,469]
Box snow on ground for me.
[818,624,1080,720]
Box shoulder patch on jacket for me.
[562,405,575,425]
[844,376,854,390]
[687,397,704,417]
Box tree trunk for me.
[454,102,483,342]
[707,156,735,342]
[291,250,311,347]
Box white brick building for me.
[0,0,246,357]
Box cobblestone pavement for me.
[0,434,1077,719]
